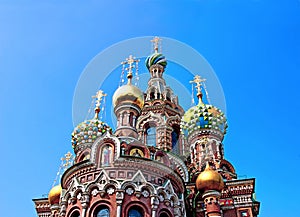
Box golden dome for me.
[196,164,224,192]
[48,185,62,205]
[112,84,144,109]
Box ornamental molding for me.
[136,111,164,129]
[166,153,189,183]
[90,131,121,163]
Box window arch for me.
[70,211,80,217]
[128,206,143,217]
[159,213,170,217]
[95,206,110,217]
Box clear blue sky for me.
[0,1,299,216]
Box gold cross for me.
[151,36,161,53]
[61,151,73,169]
[92,90,107,108]
[190,75,206,98]
[121,55,139,83]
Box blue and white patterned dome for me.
[145,53,167,70]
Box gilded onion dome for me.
[48,185,62,205]
[181,75,227,138]
[112,84,144,109]
[196,163,224,192]
[113,55,144,109]
[71,90,112,152]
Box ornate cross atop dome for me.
[92,90,107,119]
[190,75,206,104]
[121,54,140,84]
[151,36,162,53]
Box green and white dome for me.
[181,102,227,138]
[71,119,112,152]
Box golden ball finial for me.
[196,163,224,192]
[48,185,62,205]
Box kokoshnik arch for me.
[33,37,260,217]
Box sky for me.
[0,0,299,216]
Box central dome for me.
[112,84,144,109]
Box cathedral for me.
[33,37,260,217]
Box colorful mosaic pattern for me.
[145,53,167,70]
[71,119,112,149]
[180,103,227,137]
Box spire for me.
[190,75,206,104]
[151,36,162,53]
[92,90,107,119]
[121,55,139,85]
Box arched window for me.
[71,211,80,217]
[171,130,179,149]
[128,207,143,217]
[95,207,110,217]
[146,127,156,147]
[166,91,171,101]
[159,213,170,217]
[101,145,113,166]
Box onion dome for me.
[145,53,167,70]
[113,84,144,109]
[48,185,62,205]
[181,75,227,139]
[113,55,144,109]
[181,103,227,137]
[196,163,224,192]
[71,120,112,150]
[71,90,112,152]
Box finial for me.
[121,55,139,85]
[92,90,107,119]
[151,36,161,53]
[52,151,74,187]
[205,161,211,170]
[190,75,206,104]
[61,151,73,169]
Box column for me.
[202,190,222,217]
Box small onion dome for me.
[145,53,167,70]
[180,103,227,138]
[48,185,62,205]
[112,84,144,109]
[196,164,224,192]
[72,120,112,151]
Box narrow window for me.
[101,145,113,166]
[146,127,156,147]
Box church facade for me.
[33,37,260,217]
